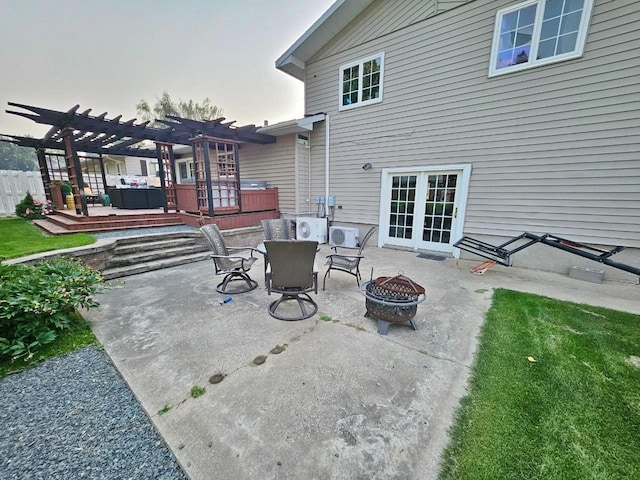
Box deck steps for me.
[33,211,185,234]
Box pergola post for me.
[234,143,243,213]
[36,148,51,203]
[191,136,215,217]
[62,128,88,216]
[156,142,176,213]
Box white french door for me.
[379,165,471,254]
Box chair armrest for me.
[210,253,254,268]
[331,245,360,253]
[227,246,258,258]
[326,254,364,261]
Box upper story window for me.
[339,52,384,111]
[489,0,594,77]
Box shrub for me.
[14,192,54,220]
[60,182,72,198]
[0,257,106,360]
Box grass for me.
[0,217,95,260]
[440,289,640,480]
[0,311,98,379]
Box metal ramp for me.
[454,232,640,278]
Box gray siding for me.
[239,135,297,213]
[318,0,472,59]
[303,0,640,248]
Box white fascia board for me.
[296,113,326,131]
[275,0,373,81]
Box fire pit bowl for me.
[360,275,426,335]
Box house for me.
[266,0,639,282]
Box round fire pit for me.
[360,275,426,335]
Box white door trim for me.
[378,164,472,256]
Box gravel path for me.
[0,346,187,480]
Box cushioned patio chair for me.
[200,224,258,294]
[264,240,319,321]
[323,226,377,290]
[261,218,293,240]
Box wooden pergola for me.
[1,102,275,216]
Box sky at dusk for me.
[0,0,335,137]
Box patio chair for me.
[323,226,377,290]
[260,218,294,282]
[264,240,319,321]
[200,224,258,294]
[261,218,293,240]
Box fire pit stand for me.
[360,275,426,335]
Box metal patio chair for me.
[264,240,319,321]
[261,218,294,240]
[200,224,258,294]
[323,226,377,290]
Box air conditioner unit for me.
[296,217,328,243]
[329,226,359,248]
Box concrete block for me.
[569,265,604,284]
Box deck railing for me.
[175,184,278,215]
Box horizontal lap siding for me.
[305,0,640,247]
[318,0,441,58]
[239,136,296,212]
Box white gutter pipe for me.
[325,113,330,214]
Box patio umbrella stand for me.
[361,274,426,335]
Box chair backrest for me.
[358,226,377,254]
[265,240,318,290]
[261,219,293,240]
[200,224,229,257]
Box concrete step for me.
[113,238,199,255]
[102,252,212,280]
[113,230,203,245]
[105,244,211,268]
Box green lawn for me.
[440,289,640,480]
[0,217,95,260]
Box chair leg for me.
[217,272,258,294]
[268,293,318,321]
[322,269,331,291]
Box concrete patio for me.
[85,244,640,480]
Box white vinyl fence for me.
[0,170,45,217]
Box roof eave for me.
[275,0,374,80]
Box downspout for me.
[294,133,299,215]
[307,133,311,215]
[325,113,330,216]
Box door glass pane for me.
[422,173,457,245]
[388,175,416,240]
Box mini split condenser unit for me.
[296,217,328,243]
[329,226,359,248]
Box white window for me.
[339,52,384,111]
[489,0,594,77]
[178,161,195,183]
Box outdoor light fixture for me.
[362,162,372,170]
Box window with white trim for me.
[489,0,594,77]
[339,52,384,110]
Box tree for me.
[136,91,224,126]
[0,141,38,171]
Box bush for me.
[60,182,72,198]
[15,192,54,220]
[0,257,106,360]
